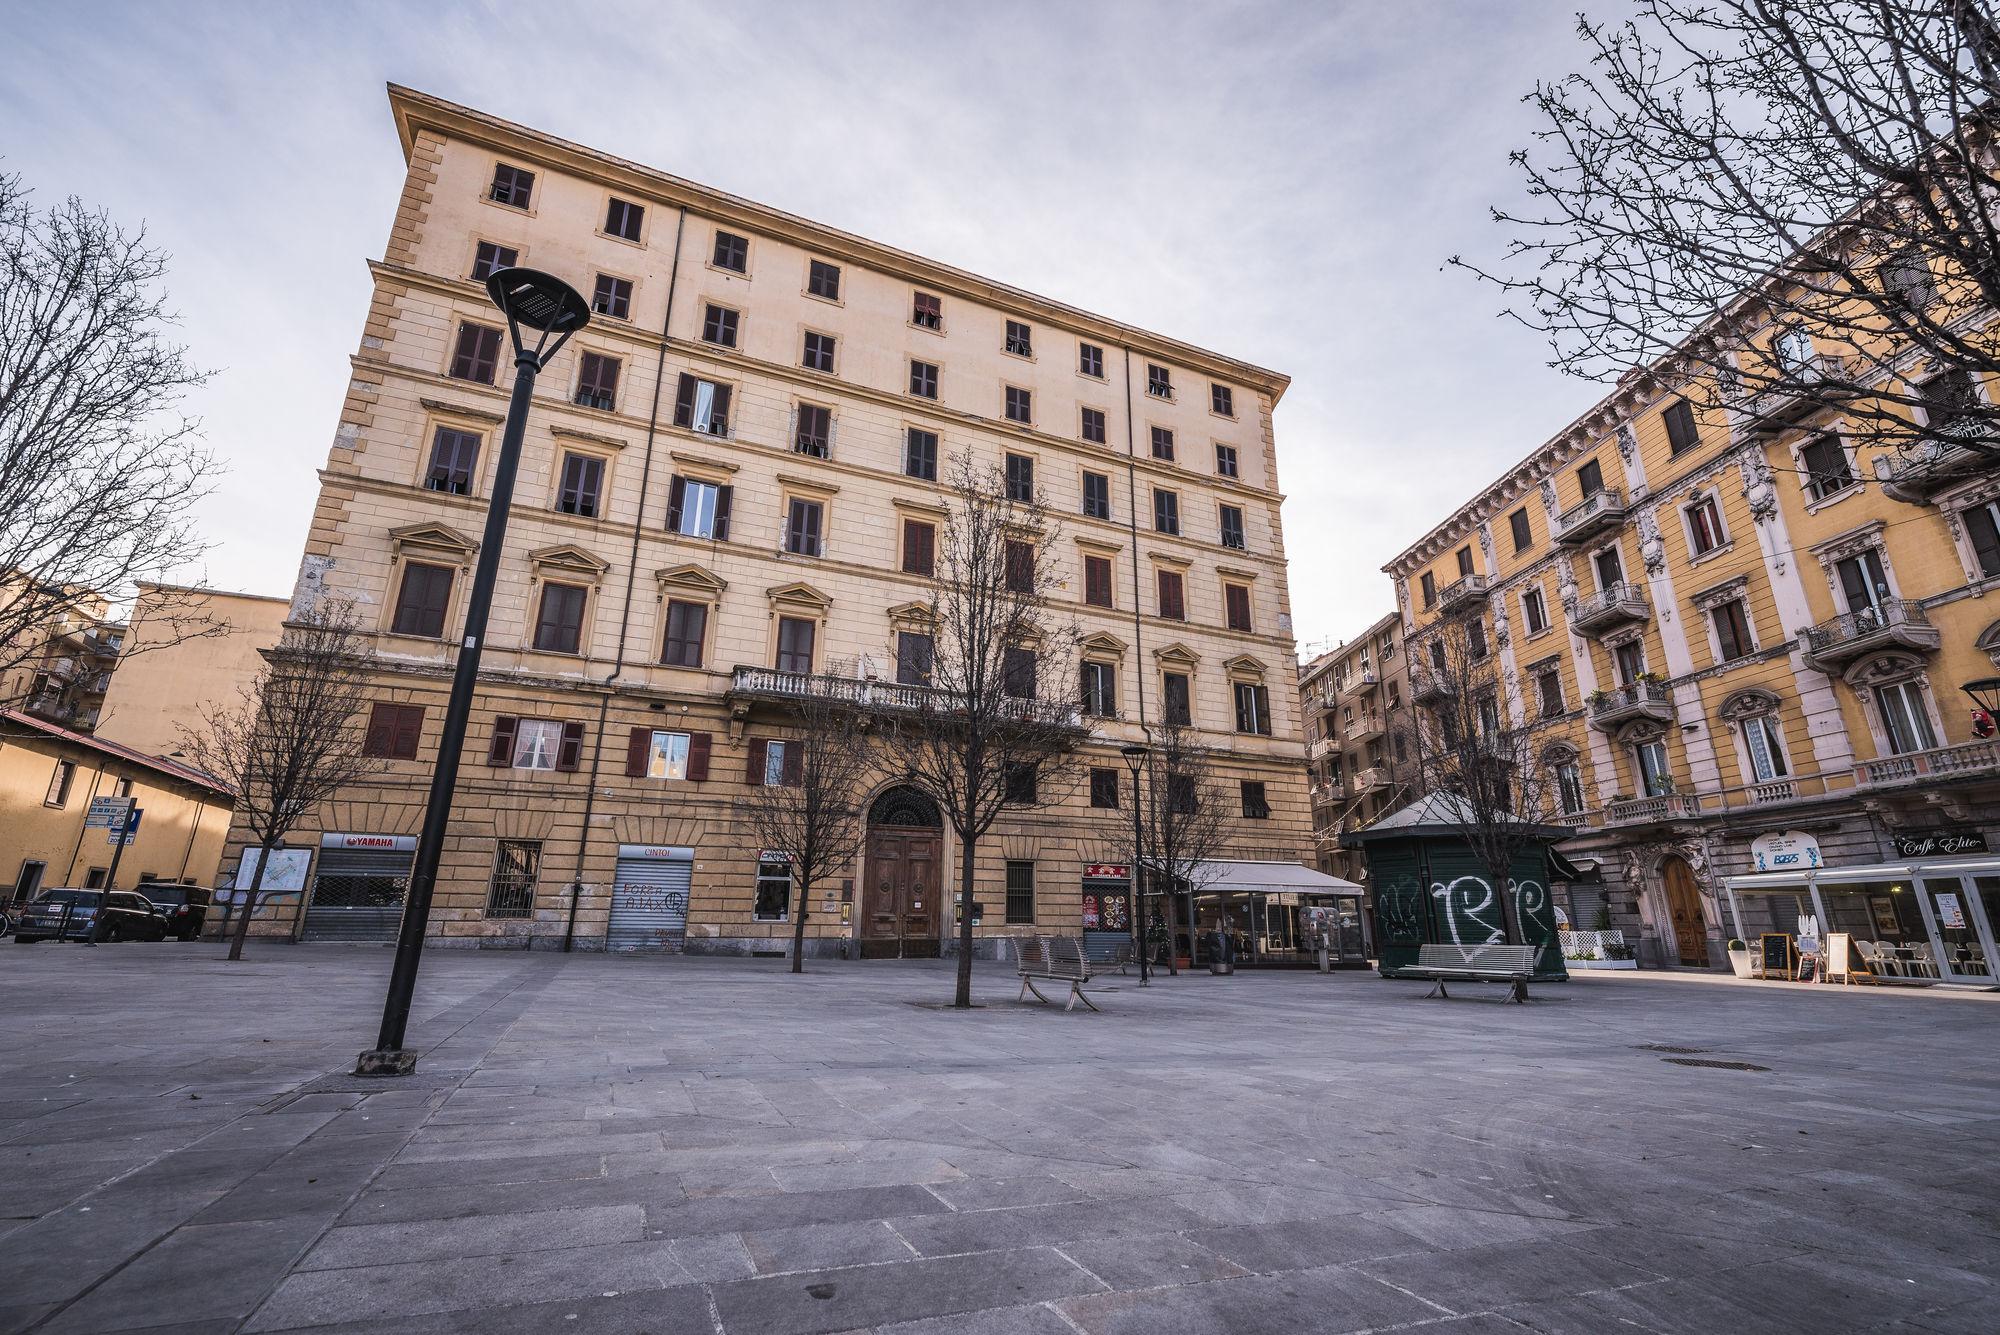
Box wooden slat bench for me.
[1017,935,1123,1012]
[1403,943,1541,1003]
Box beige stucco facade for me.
[95,585,290,760]
[224,86,1313,953]
[1297,613,1415,883]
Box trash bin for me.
[1206,929,1235,975]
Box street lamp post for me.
[1120,742,1151,986]
[356,269,589,1077]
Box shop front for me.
[301,833,414,942]
[1186,861,1370,968]
[1723,853,2000,986]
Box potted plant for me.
[1727,937,1754,978]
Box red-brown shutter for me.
[711,384,732,433]
[557,721,585,772]
[626,726,651,778]
[782,743,804,787]
[713,485,733,541]
[487,716,517,766]
[393,705,424,759]
[902,520,934,575]
[745,737,768,784]
[687,731,711,781]
[673,373,695,428]
[364,703,396,757]
[666,475,686,531]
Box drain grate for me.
[1663,1057,1769,1072]
[1636,1043,1708,1054]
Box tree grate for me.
[1663,1057,1769,1072]
[1636,1044,1708,1053]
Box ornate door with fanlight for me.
[1661,855,1710,967]
[860,787,943,959]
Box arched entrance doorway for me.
[861,786,943,959]
[1660,855,1710,967]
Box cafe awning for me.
[1725,855,2000,891]
[1194,861,1365,897]
[1550,851,1600,883]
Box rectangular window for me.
[1635,740,1671,797]
[794,403,832,457]
[1005,453,1034,502]
[912,291,943,330]
[672,374,732,435]
[1240,780,1270,819]
[1883,252,1936,309]
[391,562,453,638]
[1537,667,1563,719]
[1420,572,1436,609]
[1146,363,1172,399]
[1966,501,2000,578]
[1002,646,1037,698]
[1004,539,1034,593]
[1557,763,1584,814]
[905,428,938,481]
[701,304,739,347]
[1467,618,1488,659]
[758,739,799,788]
[754,857,791,921]
[424,427,481,495]
[486,841,540,918]
[1614,639,1645,685]
[1576,458,1604,497]
[592,274,632,320]
[1801,435,1856,501]
[449,323,502,384]
[497,718,578,772]
[1153,489,1179,535]
[490,163,534,208]
[801,330,836,374]
[1150,426,1175,461]
[1522,587,1547,635]
[909,359,939,399]
[471,241,517,281]
[1167,773,1196,815]
[902,519,936,576]
[1081,661,1116,717]
[1003,763,1038,805]
[785,498,824,556]
[1686,496,1725,555]
[1005,385,1033,424]
[1233,681,1272,735]
[1211,384,1235,417]
[1089,768,1121,809]
[1078,342,1104,378]
[1594,546,1625,588]
[1080,407,1107,444]
[1157,569,1186,620]
[776,617,815,673]
[642,729,691,780]
[533,582,587,654]
[1004,861,1036,923]
[896,630,934,686]
[1742,715,1790,782]
[1712,599,1753,662]
[1455,546,1474,577]
[667,475,730,539]
[660,599,707,667]
[1082,470,1110,520]
[1663,399,1700,456]
[1876,681,1938,754]
[1509,508,1532,552]
[44,759,75,807]
[1215,443,1238,478]
[555,452,603,517]
[604,198,644,242]
[1005,320,1033,357]
[574,352,620,411]
[1083,554,1113,608]
[1224,583,1252,632]
[807,259,841,300]
[712,230,748,272]
[1164,672,1192,726]
[1219,505,1246,551]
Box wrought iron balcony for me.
[1604,792,1704,826]
[1344,712,1386,743]
[1856,739,2000,789]
[1799,599,1939,673]
[1553,487,1628,546]
[1570,581,1651,637]
[1434,574,1489,614]
[727,666,1083,728]
[1728,352,1852,433]
[1875,434,1997,504]
[1411,666,1450,705]
[1587,679,1675,732]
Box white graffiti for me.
[1431,876,1506,956]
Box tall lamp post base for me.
[354,1048,420,1077]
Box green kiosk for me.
[1342,792,1571,981]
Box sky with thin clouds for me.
[0,1,1611,656]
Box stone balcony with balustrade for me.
[1798,599,1940,674]
[1586,679,1675,732]
[1874,432,1997,504]
[727,666,1083,729]
[1727,352,1852,435]
[1434,573,1489,615]
[1569,581,1652,638]
[1552,488,1628,547]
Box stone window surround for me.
[1716,686,1792,787]
[381,522,477,643]
[1689,573,1759,663]
[1785,427,1864,515]
[548,430,624,518]
[524,544,610,658]
[764,581,832,672]
[653,563,727,669]
[1678,486,1733,565]
[1939,473,2000,590]
[1809,519,1906,615]
[1841,650,1948,759]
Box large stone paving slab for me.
[0,944,1996,1332]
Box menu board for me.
[1759,933,1793,978]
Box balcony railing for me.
[1435,574,1489,614]
[1356,671,1381,692]
[1355,766,1390,793]
[1411,666,1449,704]
[1345,713,1386,742]
[1604,792,1704,826]
[1856,739,2000,789]
[1570,581,1651,637]
[1875,433,1997,504]
[1799,599,1939,673]
[1587,679,1675,731]
[1728,352,1852,433]
[1553,487,1628,546]
[727,666,1083,728]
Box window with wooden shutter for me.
[1004,540,1034,593]
[1157,569,1185,620]
[1153,489,1179,535]
[605,198,644,242]
[392,563,454,638]
[673,374,731,434]
[686,732,711,781]
[626,727,652,777]
[1214,443,1238,478]
[712,230,748,272]
[746,737,770,784]
[364,703,424,760]
[533,583,587,654]
[661,600,707,667]
[1005,320,1033,356]
[1150,427,1174,461]
[1003,647,1036,699]
[1082,471,1110,519]
[905,428,938,480]
[1509,508,1532,552]
[896,631,934,685]
[781,743,804,787]
[1006,453,1034,501]
[592,274,632,320]
[1576,458,1604,497]
[1004,385,1032,424]
[554,453,603,516]
[912,291,943,329]
[909,359,938,399]
[785,499,823,556]
[487,716,518,766]
[574,353,620,411]
[1663,399,1699,455]
[776,617,815,673]
[1224,583,1252,632]
[902,519,936,576]
[1080,407,1107,444]
[794,403,832,457]
[701,303,739,347]
[1219,505,1245,551]
[473,242,517,284]
[425,427,482,495]
[1163,672,1191,725]
[556,722,585,771]
[807,260,841,300]
[449,323,502,384]
[1083,555,1112,608]
[801,331,836,374]
[489,163,534,208]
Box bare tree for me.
[880,452,1086,1007]
[1407,612,1564,942]
[0,172,219,699]
[1456,2,2000,474]
[177,601,381,960]
[1126,722,1236,973]
[736,687,873,974]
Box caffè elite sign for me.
[1751,829,1823,873]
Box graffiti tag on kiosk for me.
[1431,875,1505,955]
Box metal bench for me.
[1017,935,1123,1012]
[1403,943,1541,1003]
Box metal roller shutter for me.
[304,836,413,943]
[609,846,692,952]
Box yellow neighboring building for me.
[95,585,291,760]
[1,710,234,905]
[1386,341,2000,977]
[0,582,123,732]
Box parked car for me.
[136,884,211,941]
[13,889,169,943]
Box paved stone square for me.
[0,945,1995,1334]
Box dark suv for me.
[136,884,211,941]
[13,890,169,943]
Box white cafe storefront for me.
[1722,828,2000,986]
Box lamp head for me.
[1119,742,1149,774]
[484,267,591,368]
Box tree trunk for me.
[1490,858,1523,944]
[791,872,811,974]
[229,837,275,963]
[954,831,977,1007]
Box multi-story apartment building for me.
[0,581,122,733]
[1387,340,2000,977]
[95,585,289,759]
[231,86,1312,955]
[1298,613,1414,882]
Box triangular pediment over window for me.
[1153,641,1200,668]
[389,521,477,558]
[767,581,832,612]
[656,563,727,596]
[528,543,611,579]
[1080,631,1127,657]
[1224,653,1268,679]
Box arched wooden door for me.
[861,787,942,959]
[1661,855,1709,967]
